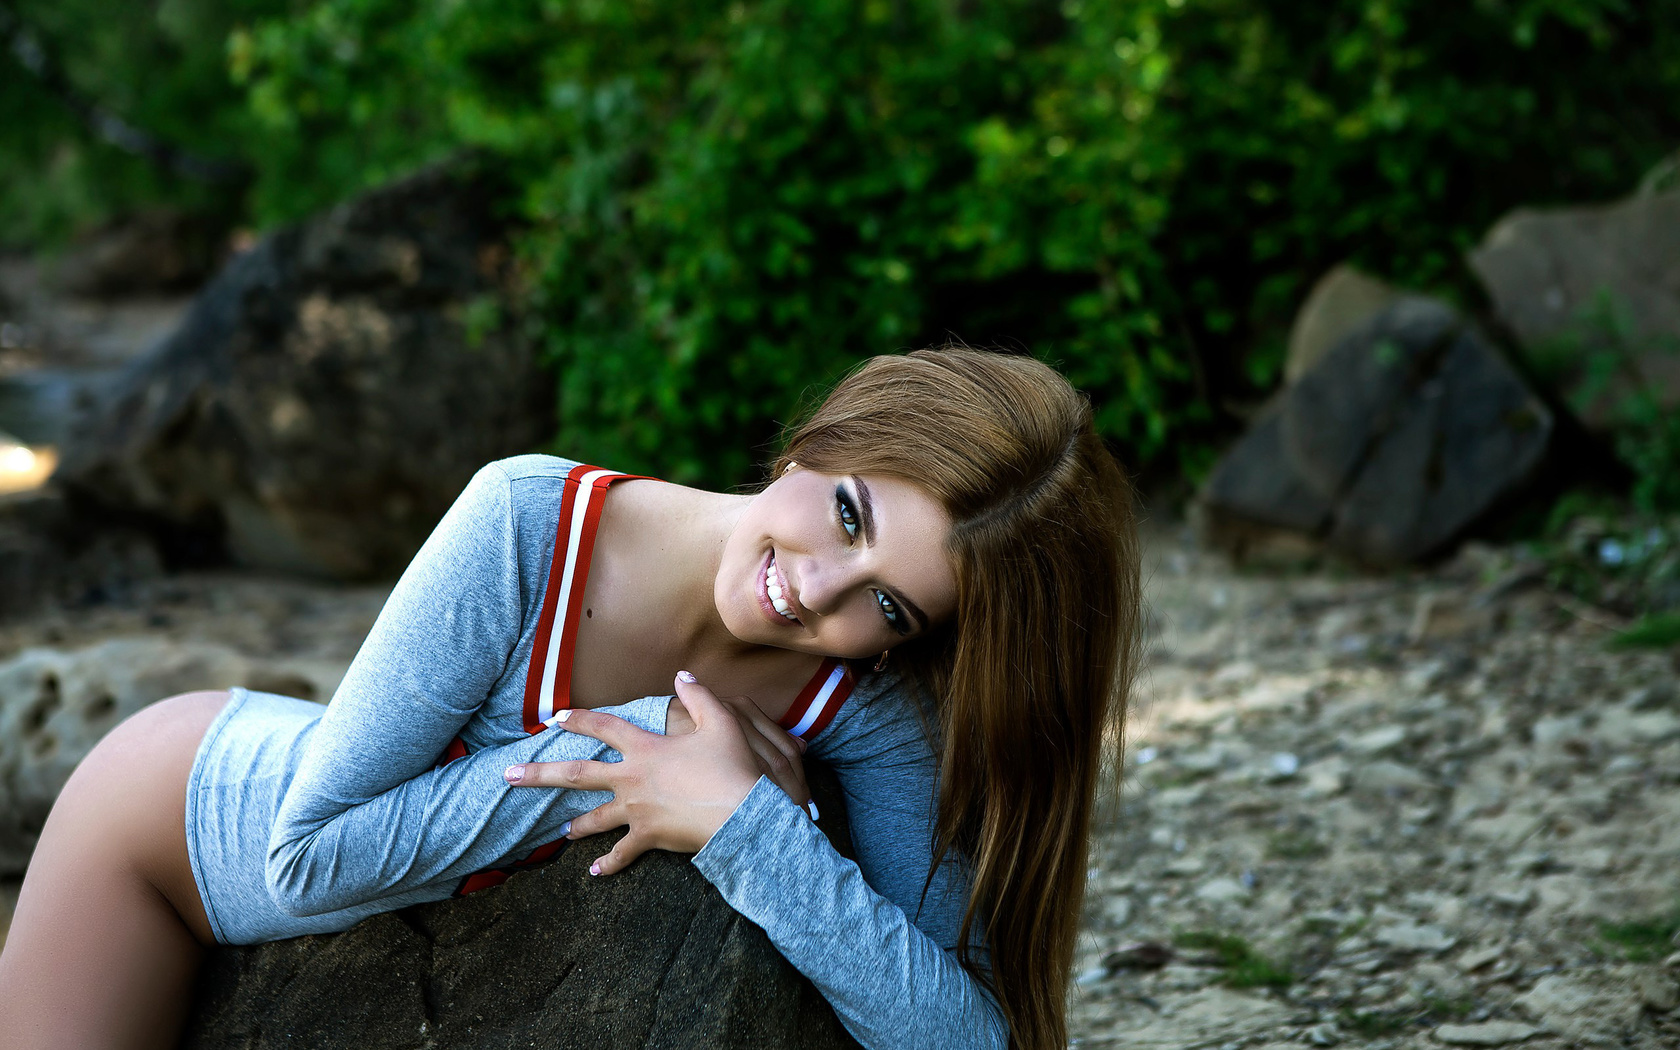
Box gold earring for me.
[873,650,890,672]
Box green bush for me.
[6,0,1679,484]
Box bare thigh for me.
[0,690,227,1050]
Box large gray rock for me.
[185,775,863,1050]
[54,164,553,578]
[1285,265,1404,383]
[0,640,344,873]
[1200,297,1553,565]
[1469,189,1680,429]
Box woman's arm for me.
[517,674,1008,1050]
[265,461,668,915]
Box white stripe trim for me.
[788,664,847,737]
[536,469,616,722]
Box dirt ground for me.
[2,525,1676,1048]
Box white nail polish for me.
[806,800,820,822]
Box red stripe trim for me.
[522,463,594,733]
[778,658,854,740]
[548,472,617,727]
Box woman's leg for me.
[0,691,227,1050]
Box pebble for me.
[1455,946,1503,973]
[1373,922,1457,953]
[1432,1021,1540,1045]
[1346,725,1407,755]
[1194,877,1251,904]
[1636,969,1679,1013]
[1304,1021,1340,1046]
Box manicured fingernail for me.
[806,800,820,822]
[504,765,524,783]
[589,861,602,876]
[677,670,697,683]
[559,820,572,837]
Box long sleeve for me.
[692,681,1009,1050]
[264,461,669,916]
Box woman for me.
[0,347,1140,1050]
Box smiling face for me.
[715,466,958,660]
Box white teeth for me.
[765,556,798,622]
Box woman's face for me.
[716,466,958,660]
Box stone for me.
[0,488,163,622]
[1200,296,1554,565]
[1286,265,1405,383]
[1636,969,1679,1013]
[185,773,863,1050]
[1195,877,1252,905]
[1468,189,1680,430]
[1514,972,1642,1045]
[1456,947,1504,973]
[1283,297,1554,565]
[0,639,343,873]
[1432,1021,1539,1046]
[1346,725,1407,756]
[1350,760,1434,795]
[1372,921,1456,953]
[55,163,554,579]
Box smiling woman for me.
[0,346,1140,1050]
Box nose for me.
[789,555,866,616]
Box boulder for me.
[54,163,554,579]
[1285,265,1404,383]
[1468,189,1680,429]
[1200,297,1554,565]
[0,487,162,623]
[184,773,863,1050]
[0,639,345,873]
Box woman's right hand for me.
[666,690,811,811]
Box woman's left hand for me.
[504,671,783,875]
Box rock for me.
[0,488,163,622]
[1432,1021,1539,1046]
[1201,297,1554,565]
[1286,265,1405,383]
[185,779,862,1050]
[0,640,343,873]
[50,210,228,297]
[1514,972,1643,1045]
[1372,921,1456,953]
[1350,760,1434,795]
[55,163,554,579]
[1637,969,1679,1012]
[1346,725,1407,756]
[1195,877,1252,905]
[1468,189,1680,430]
[1456,947,1504,973]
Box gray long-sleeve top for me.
[186,456,1006,1049]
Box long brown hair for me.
[775,347,1141,1050]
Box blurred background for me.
[2,1,1680,1046]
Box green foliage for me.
[1595,907,1680,961]
[1534,498,1680,617]
[0,0,292,245]
[1172,929,1293,988]
[5,0,1680,483]
[1609,611,1680,650]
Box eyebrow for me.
[851,476,930,632]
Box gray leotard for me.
[185,455,1007,1050]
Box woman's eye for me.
[875,590,908,635]
[836,488,859,540]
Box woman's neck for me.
[594,479,758,662]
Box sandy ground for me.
[2,527,1676,1047]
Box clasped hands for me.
[502,671,813,876]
